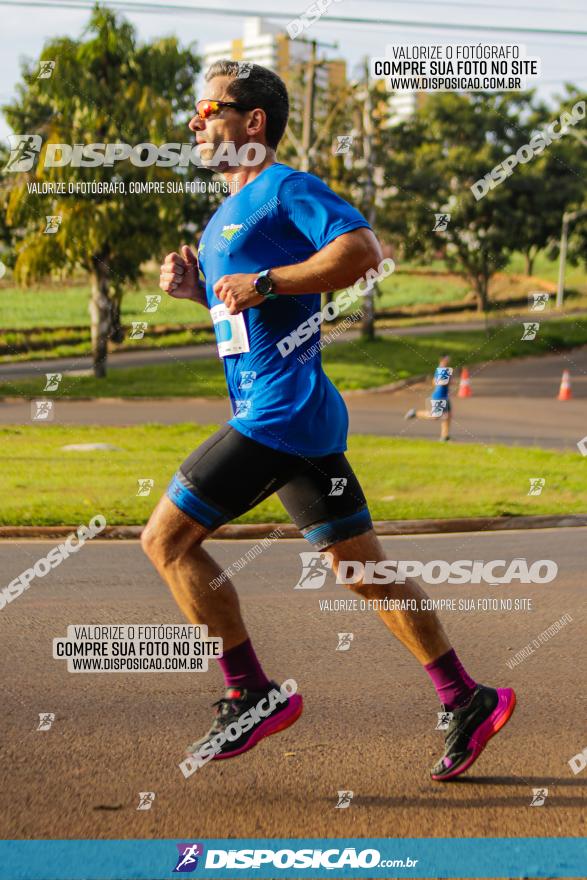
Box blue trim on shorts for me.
[167,474,226,528]
[302,507,372,550]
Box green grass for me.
[507,251,587,293]
[370,271,469,311]
[1,251,585,364]
[0,280,209,330]
[0,424,583,526]
[1,317,585,398]
[0,326,215,364]
[3,252,584,333]
[0,357,227,399]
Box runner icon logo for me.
[529,292,549,311]
[37,713,55,731]
[4,134,42,172]
[334,135,354,155]
[44,215,62,234]
[521,322,539,341]
[436,711,453,730]
[37,60,56,79]
[136,792,155,811]
[173,843,204,873]
[294,552,333,590]
[32,400,54,421]
[336,632,354,652]
[234,399,252,419]
[137,479,155,497]
[329,477,347,496]
[130,322,148,340]
[238,371,256,391]
[433,213,451,231]
[335,790,354,809]
[530,788,548,806]
[144,294,162,313]
[430,399,447,418]
[528,478,545,496]
[44,373,62,392]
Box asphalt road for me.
[0,528,584,842]
[0,350,585,450]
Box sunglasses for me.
[195,99,252,120]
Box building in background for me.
[388,91,427,125]
[203,17,346,93]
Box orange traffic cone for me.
[557,370,572,401]
[458,367,472,398]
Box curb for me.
[1,514,586,540]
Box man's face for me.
[189,75,252,171]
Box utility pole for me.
[285,36,338,173]
[557,208,587,308]
[300,40,317,173]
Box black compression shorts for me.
[166,424,372,550]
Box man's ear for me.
[247,108,266,138]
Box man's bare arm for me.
[270,227,383,294]
[213,228,384,314]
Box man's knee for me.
[141,498,207,566]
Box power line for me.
[365,0,587,13]
[2,0,587,37]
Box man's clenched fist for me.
[213,273,265,314]
[159,246,200,300]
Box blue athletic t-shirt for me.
[197,163,370,457]
[432,366,452,399]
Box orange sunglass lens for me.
[197,100,217,119]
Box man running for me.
[405,355,453,441]
[142,61,516,782]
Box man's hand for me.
[213,273,265,314]
[159,246,201,301]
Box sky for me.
[1,0,586,143]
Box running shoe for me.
[404,408,416,420]
[186,681,303,762]
[430,684,516,781]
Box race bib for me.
[210,303,250,357]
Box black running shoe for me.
[430,684,516,781]
[186,680,303,765]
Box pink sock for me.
[424,648,477,711]
[218,638,271,692]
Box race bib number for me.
[210,303,250,357]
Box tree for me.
[507,90,586,277]
[2,4,207,376]
[542,85,587,276]
[378,91,555,311]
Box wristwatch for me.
[254,269,278,300]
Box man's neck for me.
[223,148,276,195]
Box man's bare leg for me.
[440,413,451,441]
[327,527,516,781]
[142,495,303,768]
[141,495,248,650]
[327,528,451,664]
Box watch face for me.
[255,273,273,296]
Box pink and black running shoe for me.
[186,681,303,762]
[431,685,516,781]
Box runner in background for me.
[405,355,453,441]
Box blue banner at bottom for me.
[0,838,585,879]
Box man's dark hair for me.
[205,60,289,150]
